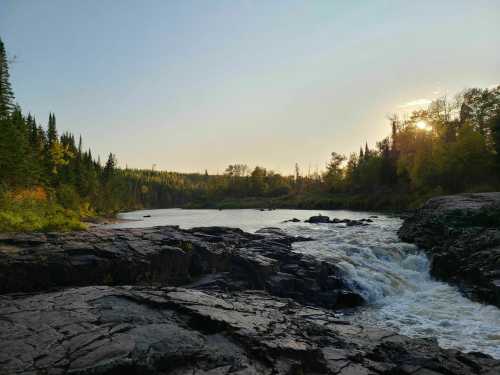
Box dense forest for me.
[1,37,500,231]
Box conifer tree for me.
[0,38,14,119]
[47,113,57,146]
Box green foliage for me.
[0,191,86,232]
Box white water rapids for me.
[109,208,500,358]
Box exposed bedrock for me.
[398,192,500,307]
[1,286,499,375]
[0,226,362,309]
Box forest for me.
[1,37,500,231]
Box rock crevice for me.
[2,286,499,375]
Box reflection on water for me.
[108,208,500,358]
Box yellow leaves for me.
[49,141,74,174]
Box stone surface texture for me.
[398,192,500,306]
[1,286,499,375]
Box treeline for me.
[1,35,500,230]
[121,86,500,209]
[324,87,500,198]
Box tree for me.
[378,137,397,186]
[0,38,14,119]
[0,107,30,186]
[490,114,500,172]
[324,152,346,191]
[102,153,117,184]
[250,166,267,195]
[47,113,57,147]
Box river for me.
[108,208,500,358]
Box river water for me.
[108,208,500,358]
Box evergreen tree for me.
[492,115,500,172]
[47,113,57,146]
[0,38,14,119]
[102,153,117,184]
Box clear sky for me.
[1,1,499,174]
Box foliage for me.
[0,188,85,232]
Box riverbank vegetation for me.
[1,37,500,231]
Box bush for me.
[0,188,86,232]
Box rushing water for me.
[109,208,500,358]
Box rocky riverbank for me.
[0,225,362,309]
[398,192,500,307]
[2,285,499,374]
[1,220,500,374]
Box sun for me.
[416,120,431,131]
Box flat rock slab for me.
[399,193,500,306]
[0,226,362,309]
[1,286,498,375]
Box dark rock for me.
[305,216,371,226]
[0,286,498,375]
[283,218,301,223]
[398,192,500,307]
[255,227,312,243]
[305,215,331,223]
[0,225,362,310]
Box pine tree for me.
[0,38,15,119]
[102,153,117,184]
[47,113,58,146]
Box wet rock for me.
[398,192,500,307]
[0,226,362,310]
[255,227,312,243]
[305,215,331,223]
[306,216,371,226]
[283,218,301,223]
[1,286,498,375]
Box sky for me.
[1,0,499,174]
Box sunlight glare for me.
[416,120,432,131]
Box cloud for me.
[398,98,432,108]
[488,83,499,90]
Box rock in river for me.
[399,192,500,307]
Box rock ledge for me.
[398,192,500,306]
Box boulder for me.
[305,215,331,223]
[398,192,500,307]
